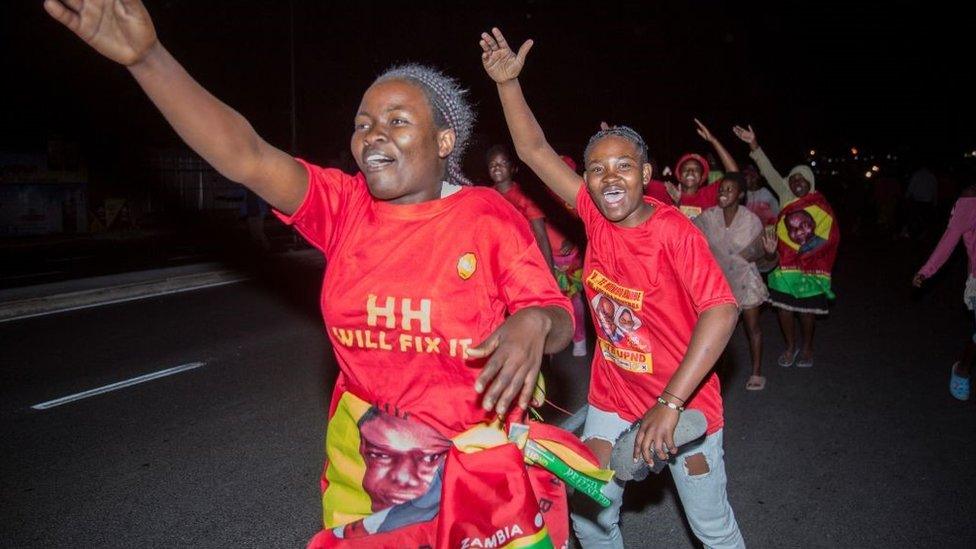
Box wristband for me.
[662,389,685,404]
[656,396,685,412]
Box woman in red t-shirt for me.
[47,2,577,546]
[481,28,746,548]
[669,121,741,220]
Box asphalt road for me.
[2,237,974,548]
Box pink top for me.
[919,197,976,278]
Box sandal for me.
[950,362,971,401]
[796,355,814,368]
[746,375,766,391]
[777,349,799,367]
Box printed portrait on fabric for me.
[783,209,827,255]
[358,406,452,512]
[586,270,653,373]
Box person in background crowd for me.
[489,144,590,356]
[695,173,779,390]
[670,120,739,220]
[487,143,556,266]
[903,164,938,239]
[913,184,976,401]
[743,163,780,227]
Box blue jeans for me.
[571,406,746,549]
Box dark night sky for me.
[2,0,972,172]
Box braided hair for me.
[583,125,649,166]
[374,64,476,186]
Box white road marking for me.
[31,362,206,410]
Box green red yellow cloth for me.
[768,192,840,299]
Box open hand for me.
[480,27,534,84]
[665,181,681,204]
[762,228,778,254]
[467,308,552,416]
[733,124,758,149]
[44,0,158,66]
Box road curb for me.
[0,269,249,323]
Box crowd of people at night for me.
[44,1,976,547]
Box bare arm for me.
[529,218,556,268]
[634,303,738,462]
[695,119,738,173]
[45,0,307,214]
[481,29,582,205]
[733,125,793,205]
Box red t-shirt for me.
[644,180,673,204]
[497,182,545,221]
[277,161,572,435]
[498,182,571,253]
[575,186,736,434]
[678,183,720,220]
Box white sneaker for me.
[572,340,588,357]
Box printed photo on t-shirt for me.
[587,270,653,373]
[679,205,704,219]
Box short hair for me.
[722,171,745,191]
[374,64,476,186]
[583,125,649,166]
[485,144,514,164]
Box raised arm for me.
[733,124,791,204]
[695,119,738,173]
[45,0,307,214]
[480,28,582,205]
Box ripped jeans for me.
[571,406,745,549]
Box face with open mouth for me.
[789,173,811,197]
[679,159,705,192]
[351,80,452,204]
[717,178,742,209]
[584,136,653,227]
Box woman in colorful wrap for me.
[694,173,779,391]
[668,120,741,220]
[732,125,840,368]
[481,28,746,548]
[46,2,592,547]
[913,185,976,400]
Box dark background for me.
[2,0,972,174]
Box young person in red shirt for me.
[47,2,576,546]
[671,121,740,220]
[487,144,556,266]
[488,144,590,356]
[481,28,745,548]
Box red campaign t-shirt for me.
[678,182,720,220]
[575,186,737,434]
[277,160,572,437]
[498,182,571,253]
[497,182,545,221]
